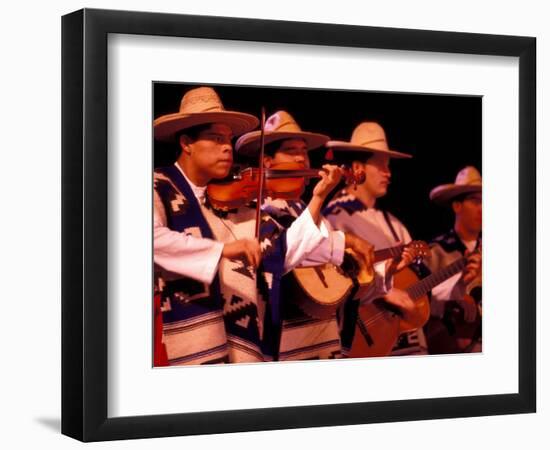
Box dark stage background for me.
[153,83,481,242]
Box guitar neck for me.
[374,245,405,263]
[406,257,466,300]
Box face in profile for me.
[180,123,234,180]
[264,139,310,168]
[453,192,482,235]
[358,153,392,199]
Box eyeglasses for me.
[463,195,482,204]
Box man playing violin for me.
[153,87,349,365]
[236,111,383,361]
[422,167,483,354]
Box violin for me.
[207,161,365,211]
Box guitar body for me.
[292,263,354,319]
[292,249,376,320]
[424,294,482,354]
[394,268,431,333]
[347,299,401,358]
[292,242,429,324]
[347,267,430,358]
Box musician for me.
[236,111,384,360]
[423,166,482,353]
[153,87,343,365]
[323,122,427,356]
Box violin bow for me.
[254,107,267,239]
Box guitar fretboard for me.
[374,245,405,262]
[406,257,466,300]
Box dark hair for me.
[451,193,469,204]
[451,191,481,204]
[174,123,212,144]
[170,124,212,161]
[264,140,285,157]
[262,138,312,157]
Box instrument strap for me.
[382,210,400,243]
[339,281,362,353]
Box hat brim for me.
[154,111,259,142]
[325,141,412,159]
[429,184,482,205]
[236,131,329,156]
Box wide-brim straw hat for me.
[326,122,412,159]
[429,166,482,205]
[154,86,259,142]
[235,110,329,156]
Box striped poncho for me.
[154,165,286,365]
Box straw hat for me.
[429,166,482,205]
[235,110,329,156]
[153,86,259,142]
[326,122,412,159]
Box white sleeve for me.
[430,274,467,318]
[154,192,223,284]
[432,273,466,302]
[283,207,326,271]
[424,243,468,317]
[284,211,345,271]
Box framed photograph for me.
[62,8,536,442]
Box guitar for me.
[292,241,429,319]
[424,282,482,354]
[348,253,475,358]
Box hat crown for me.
[235,110,328,155]
[350,122,389,151]
[455,166,482,186]
[429,166,482,204]
[265,111,303,134]
[179,87,226,115]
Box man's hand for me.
[462,250,481,284]
[345,232,374,270]
[384,288,415,316]
[222,238,261,269]
[386,244,416,275]
[311,164,343,200]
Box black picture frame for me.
[61,8,536,442]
